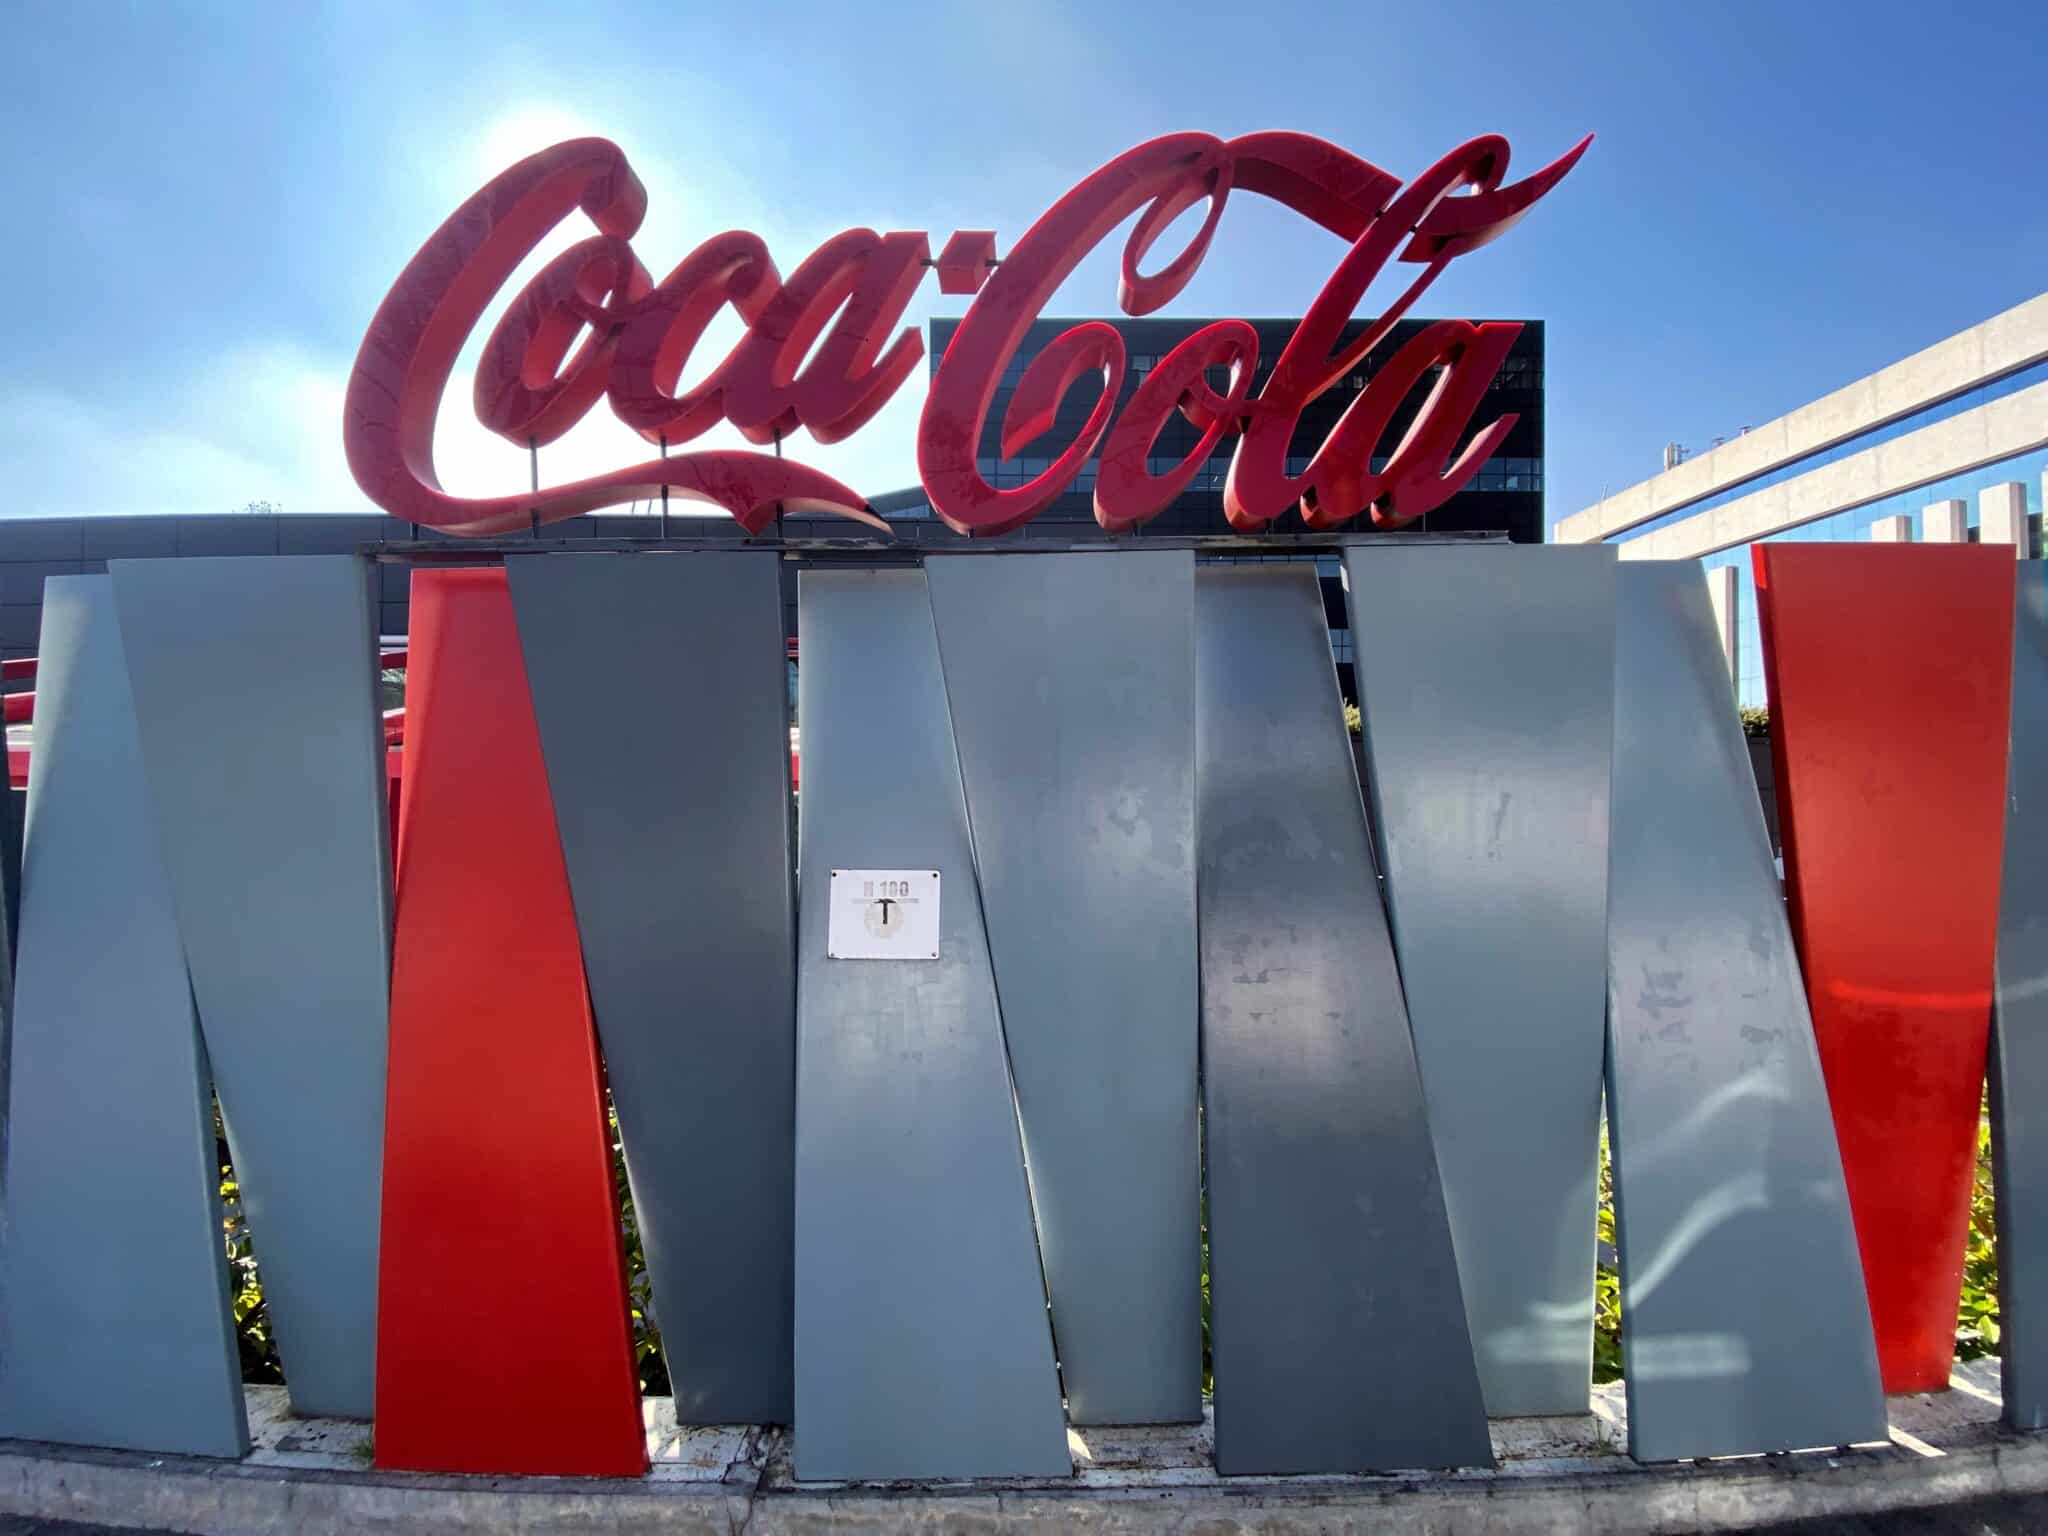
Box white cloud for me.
[0,344,371,518]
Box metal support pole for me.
[528,438,541,538]
[659,433,671,541]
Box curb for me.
[5,1426,2047,1535]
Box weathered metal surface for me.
[1605,561,1885,1461]
[1995,561,2048,1430]
[0,577,247,1458]
[926,551,1200,1427]
[1196,564,1490,1475]
[507,551,796,1425]
[110,555,390,1421]
[792,568,1068,1481]
[1755,543,2014,1393]
[1343,542,1615,1417]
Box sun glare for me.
[474,106,604,180]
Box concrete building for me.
[1553,293,2048,705]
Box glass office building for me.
[893,315,1545,542]
[1555,292,2048,707]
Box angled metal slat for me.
[1607,560,1884,1460]
[1197,563,1490,1475]
[792,567,1068,1482]
[0,577,247,1458]
[111,555,391,1421]
[1755,543,2013,1392]
[375,569,644,1477]
[507,551,797,1425]
[1994,561,2048,1428]
[1343,542,1616,1417]
[926,551,1200,1427]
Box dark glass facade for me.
[885,315,1546,544]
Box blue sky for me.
[3,0,2043,527]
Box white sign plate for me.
[827,869,942,960]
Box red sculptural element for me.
[377,569,646,1475]
[345,130,1587,539]
[1755,543,2016,1392]
[934,230,998,296]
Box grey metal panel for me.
[0,521,83,562]
[1995,562,2048,1429]
[1606,561,1885,1460]
[1343,542,1615,1417]
[0,609,43,649]
[82,516,180,560]
[926,551,1200,1427]
[108,556,391,1421]
[0,562,83,606]
[0,577,247,1457]
[172,517,277,557]
[507,552,796,1425]
[792,568,1068,1481]
[276,516,390,555]
[1196,565,1491,1475]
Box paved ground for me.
[2,1366,2035,1534]
[1729,1499,2048,1533]
[8,1501,2048,1534]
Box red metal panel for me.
[375,568,644,1476]
[1755,543,2014,1393]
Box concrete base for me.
[0,1366,2037,1533]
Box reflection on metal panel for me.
[1606,561,1884,1460]
[793,568,1068,1481]
[928,551,1200,1427]
[508,552,796,1425]
[1344,543,1615,1417]
[1755,543,2013,1393]
[111,555,391,1421]
[1196,564,1490,1475]
[1996,562,2048,1429]
[0,577,247,1458]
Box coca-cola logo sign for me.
[344,130,1587,540]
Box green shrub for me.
[220,1099,2002,1398]
[612,1104,670,1394]
[1594,1127,1624,1382]
[217,1097,671,1394]
[1958,1111,2000,1359]
[216,1126,284,1386]
[1594,1103,2001,1381]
